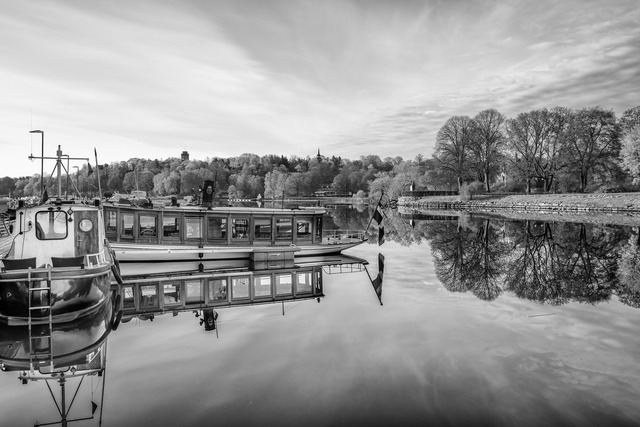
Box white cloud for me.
[1,0,639,177]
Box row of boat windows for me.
[105,209,322,243]
[119,269,322,311]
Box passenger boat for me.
[104,184,366,276]
[0,145,115,325]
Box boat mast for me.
[28,140,90,200]
[56,146,63,198]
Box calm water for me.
[2,207,640,426]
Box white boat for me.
[0,144,115,325]
[104,189,366,277]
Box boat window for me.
[275,274,292,295]
[35,211,68,240]
[121,213,134,238]
[122,286,136,309]
[163,283,181,305]
[254,275,272,297]
[296,271,313,294]
[231,276,250,299]
[231,218,249,240]
[276,218,292,240]
[139,215,157,237]
[185,217,202,239]
[185,279,204,303]
[140,285,159,308]
[296,218,312,242]
[163,215,180,238]
[106,210,117,235]
[254,217,271,240]
[207,217,227,240]
[208,278,228,301]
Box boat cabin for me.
[3,202,108,270]
[103,205,324,247]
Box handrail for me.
[322,229,366,243]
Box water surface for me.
[1,209,639,426]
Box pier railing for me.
[322,229,366,243]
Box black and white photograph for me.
[1,1,639,426]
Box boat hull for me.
[110,240,365,278]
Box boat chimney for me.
[202,180,215,208]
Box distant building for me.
[316,148,322,163]
[181,151,189,161]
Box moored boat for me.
[104,186,366,276]
[0,144,115,325]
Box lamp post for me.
[29,130,44,196]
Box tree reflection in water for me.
[617,227,640,308]
[416,215,640,308]
[423,215,507,301]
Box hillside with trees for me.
[1,105,639,202]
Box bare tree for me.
[505,110,552,193]
[433,115,474,191]
[566,107,621,192]
[538,107,573,192]
[469,109,506,192]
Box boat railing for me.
[322,229,366,244]
[0,213,12,237]
[84,249,109,268]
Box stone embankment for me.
[398,193,640,226]
[398,193,640,214]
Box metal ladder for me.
[27,267,54,373]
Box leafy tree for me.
[620,106,640,133]
[285,173,308,197]
[0,177,16,195]
[620,126,640,184]
[263,170,287,199]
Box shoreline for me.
[397,193,640,226]
[398,192,640,213]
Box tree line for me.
[433,105,640,193]
[1,105,639,200]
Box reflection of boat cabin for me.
[104,206,323,247]
[116,266,324,314]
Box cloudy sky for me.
[1,0,639,178]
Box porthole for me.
[79,218,93,232]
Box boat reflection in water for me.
[112,254,369,332]
[0,295,114,426]
[0,254,369,425]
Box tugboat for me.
[0,143,116,325]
